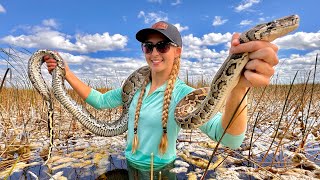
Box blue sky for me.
[0,0,319,87]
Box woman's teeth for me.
[152,60,163,64]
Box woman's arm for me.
[65,70,92,100]
[44,54,123,109]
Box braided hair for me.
[131,56,180,154]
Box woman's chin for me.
[150,63,164,71]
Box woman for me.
[44,21,278,179]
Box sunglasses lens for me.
[156,42,170,53]
[142,43,153,54]
[142,41,172,54]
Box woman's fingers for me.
[243,70,272,87]
[248,47,279,66]
[231,33,241,47]
[230,31,279,55]
[43,55,57,73]
[245,59,275,77]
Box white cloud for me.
[182,32,232,48]
[258,17,266,22]
[66,55,147,88]
[75,32,128,53]
[182,34,204,49]
[0,4,6,13]
[202,33,232,46]
[59,52,87,64]
[235,0,261,12]
[174,23,188,32]
[0,31,72,49]
[0,28,128,53]
[274,50,320,84]
[212,16,228,26]
[182,47,227,61]
[274,31,320,50]
[147,0,181,6]
[181,32,232,62]
[138,11,168,24]
[171,0,182,6]
[147,0,162,3]
[239,20,252,26]
[122,16,127,22]
[42,19,59,29]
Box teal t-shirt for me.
[85,78,245,170]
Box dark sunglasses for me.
[141,41,178,54]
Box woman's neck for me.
[148,71,170,95]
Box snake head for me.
[239,14,300,43]
[260,14,300,41]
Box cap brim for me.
[136,28,173,43]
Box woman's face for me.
[143,33,181,75]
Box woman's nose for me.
[151,47,160,55]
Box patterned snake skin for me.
[174,15,300,129]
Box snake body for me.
[28,15,299,161]
[175,15,300,129]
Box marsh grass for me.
[0,49,319,179]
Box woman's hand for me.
[221,33,279,136]
[43,52,70,74]
[230,33,279,89]
[43,52,91,100]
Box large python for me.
[175,15,300,128]
[28,15,299,160]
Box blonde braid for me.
[159,57,180,154]
[132,75,150,154]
